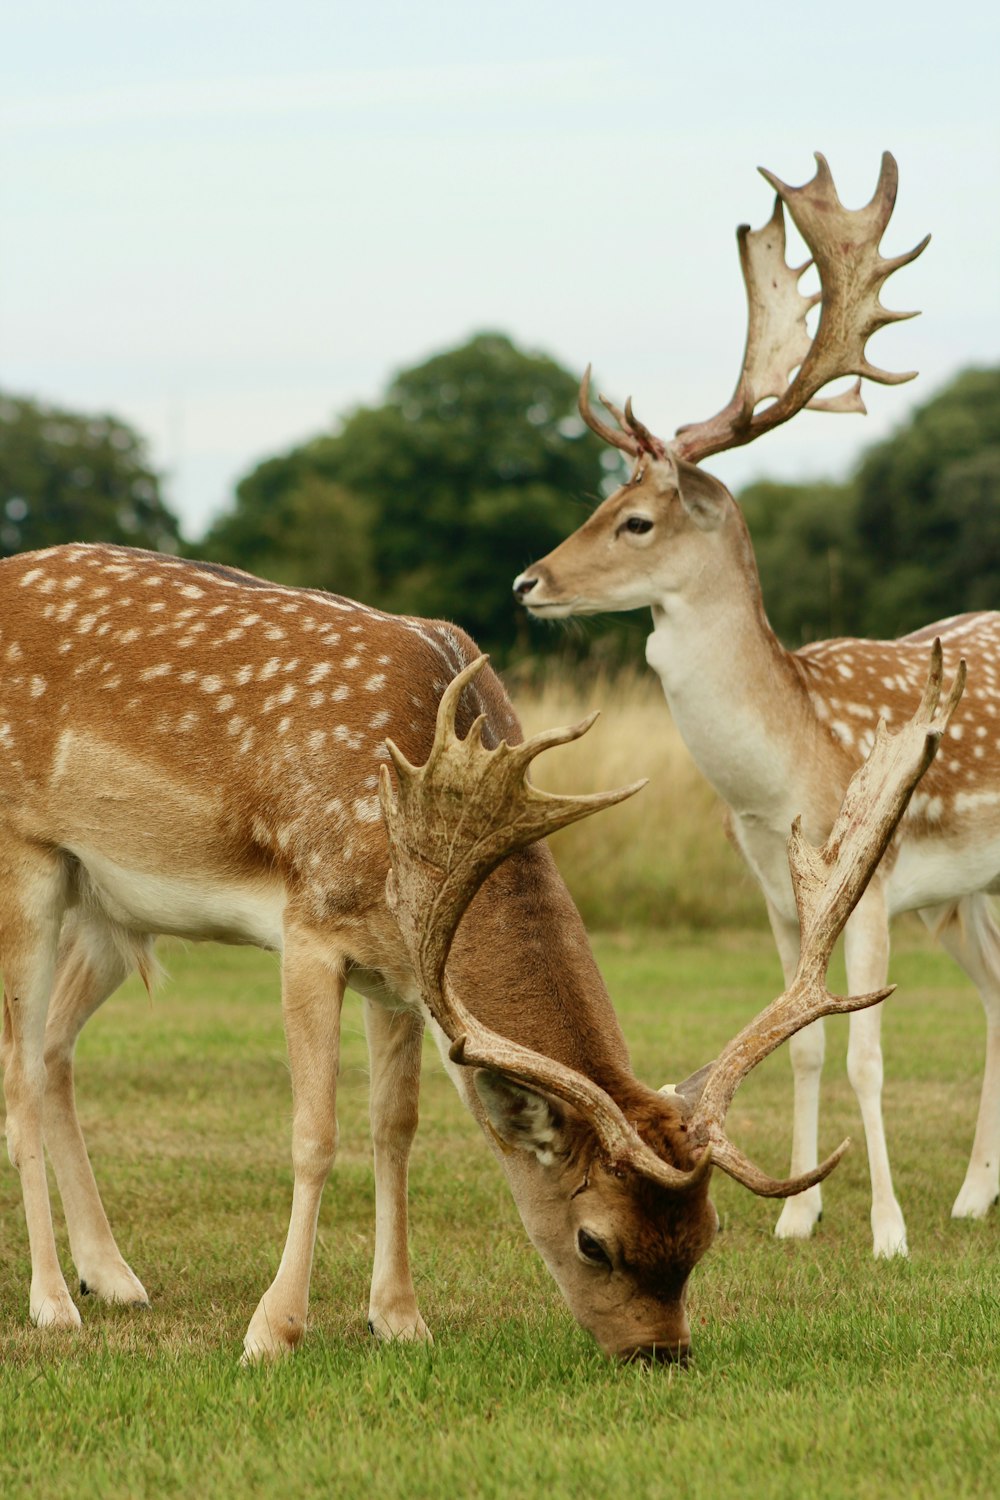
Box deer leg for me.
[0,847,78,1328]
[843,892,907,1257]
[921,896,1000,1220]
[43,914,150,1306]
[363,997,430,1343]
[243,928,345,1362]
[769,905,826,1241]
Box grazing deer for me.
[0,544,955,1357]
[514,152,999,1258]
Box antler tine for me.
[674,152,929,465]
[674,194,818,461]
[581,372,668,459]
[578,364,639,455]
[763,150,898,260]
[711,1135,852,1199]
[684,644,964,1193]
[808,377,867,417]
[764,150,930,393]
[381,655,710,1192]
[580,375,668,462]
[623,398,669,459]
[599,393,630,428]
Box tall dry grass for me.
[508,664,763,930]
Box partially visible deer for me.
[0,544,955,1356]
[514,153,999,1257]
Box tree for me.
[200,465,376,599]
[853,367,1000,635]
[944,448,1000,612]
[203,333,622,660]
[737,367,1000,645]
[739,479,867,646]
[0,392,180,556]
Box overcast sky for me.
[2,0,998,539]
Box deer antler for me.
[683,642,965,1194]
[379,656,712,1192]
[382,649,960,1203]
[577,366,668,460]
[578,153,928,470]
[673,151,930,464]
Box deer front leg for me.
[43,915,149,1307]
[243,928,345,1363]
[769,904,827,1241]
[0,849,79,1329]
[843,890,907,1258]
[363,997,430,1343]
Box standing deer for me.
[0,543,955,1357]
[514,152,998,1258]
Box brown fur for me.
[0,541,717,1361]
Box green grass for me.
[1,930,998,1499]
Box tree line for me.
[741,366,1000,646]
[2,340,998,661]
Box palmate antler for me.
[578,152,929,465]
[379,658,710,1192]
[380,648,961,1200]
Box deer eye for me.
[577,1229,612,1268]
[620,516,653,536]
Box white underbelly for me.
[886,837,1000,914]
[733,812,1000,925]
[70,844,287,949]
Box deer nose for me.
[620,1340,691,1368]
[513,573,538,599]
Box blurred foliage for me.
[741,367,1000,647]
[0,392,179,557]
[739,479,867,645]
[202,333,629,662]
[853,367,1000,636]
[208,346,999,658]
[4,350,996,664]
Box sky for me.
[2,0,998,540]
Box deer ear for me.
[659,1061,715,1118]
[674,458,730,531]
[473,1072,567,1164]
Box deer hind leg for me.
[43,911,151,1306]
[768,904,827,1241]
[363,997,430,1343]
[243,926,345,1363]
[843,891,907,1258]
[0,844,78,1328]
[921,895,1000,1220]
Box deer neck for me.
[439,843,686,1176]
[447,843,636,1096]
[644,517,813,816]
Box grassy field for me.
[1,930,997,1499]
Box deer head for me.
[514,153,928,619]
[380,647,961,1360]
